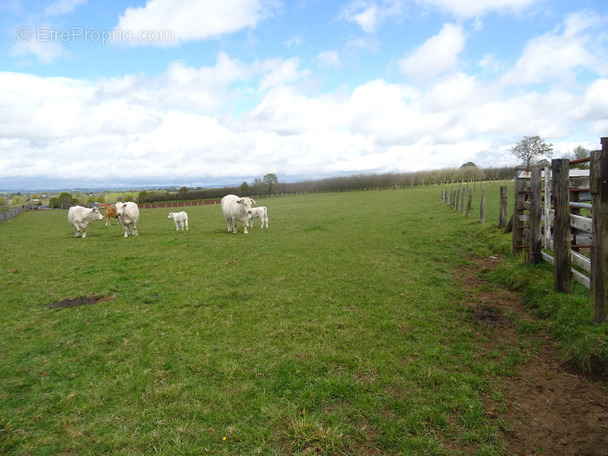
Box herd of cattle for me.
[67,195,269,238]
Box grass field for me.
[0,185,603,455]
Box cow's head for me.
[168,212,175,219]
[115,202,125,217]
[237,198,254,213]
[91,208,103,221]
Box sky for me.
[0,0,607,191]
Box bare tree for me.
[510,135,553,168]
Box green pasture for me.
[0,185,603,455]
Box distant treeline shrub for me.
[137,166,513,204]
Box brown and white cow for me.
[100,204,117,226]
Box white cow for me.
[168,211,188,231]
[248,206,269,228]
[67,206,103,238]
[221,195,255,234]
[115,201,140,237]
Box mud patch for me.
[471,305,510,327]
[45,295,114,309]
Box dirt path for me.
[462,256,608,456]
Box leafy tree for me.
[54,192,77,209]
[460,162,477,168]
[178,187,189,199]
[569,145,590,168]
[240,181,250,196]
[262,173,278,194]
[510,135,553,168]
[138,190,150,204]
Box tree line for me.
[134,166,514,204]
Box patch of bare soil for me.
[45,295,114,309]
[461,256,608,456]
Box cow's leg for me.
[132,221,138,236]
[120,220,129,237]
[232,217,238,233]
[73,224,80,237]
[175,221,179,231]
[185,219,188,231]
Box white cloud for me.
[114,0,280,46]
[317,50,340,68]
[257,57,310,91]
[417,0,537,19]
[500,11,606,86]
[399,23,465,81]
[9,38,70,64]
[339,0,404,33]
[44,0,88,16]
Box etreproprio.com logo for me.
[16,26,175,45]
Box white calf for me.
[67,206,103,238]
[168,211,188,231]
[248,206,269,228]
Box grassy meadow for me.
[0,184,602,455]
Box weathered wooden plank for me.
[571,251,591,273]
[479,189,486,223]
[541,251,590,289]
[543,166,552,250]
[573,269,591,289]
[499,186,508,229]
[590,142,608,323]
[570,214,592,233]
[512,168,527,255]
[529,167,542,264]
[460,187,466,214]
[552,158,572,293]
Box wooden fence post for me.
[498,186,507,229]
[543,166,552,249]
[529,167,542,264]
[552,158,572,293]
[512,168,526,255]
[460,187,466,214]
[466,187,472,218]
[590,138,608,323]
[479,189,486,223]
